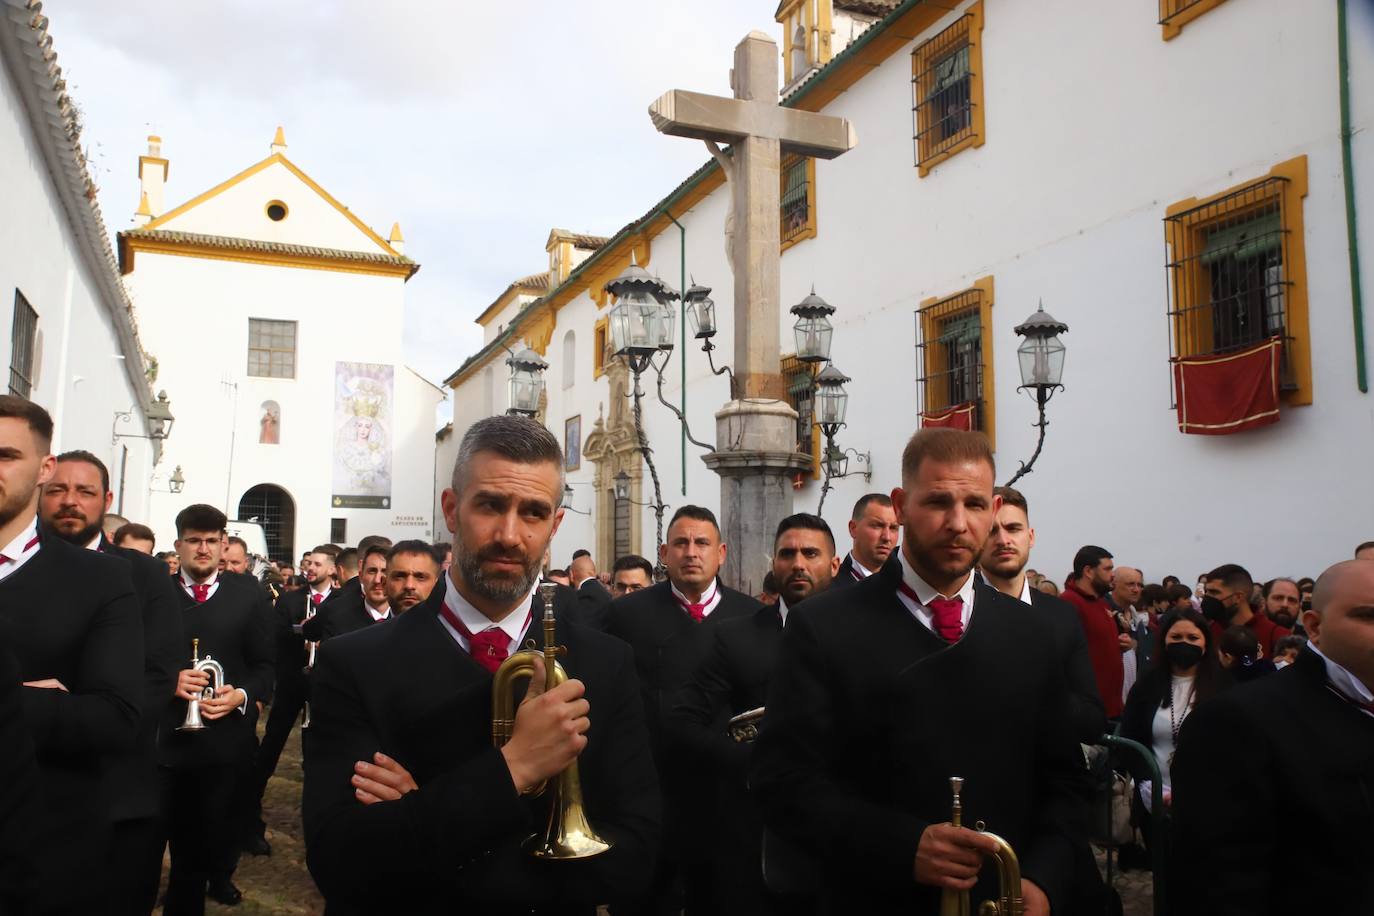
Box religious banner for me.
[1172,337,1282,436]
[920,402,976,431]
[332,362,393,508]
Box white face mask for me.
[1274,659,1290,670]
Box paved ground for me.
[163,722,1155,915]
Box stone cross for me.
[648,32,856,591]
[649,30,855,401]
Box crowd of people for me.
[1,397,1371,916]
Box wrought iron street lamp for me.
[606,262,678,555]
[561,483,590,516]
[505,347,549,418]
[112,390,176,445]
[169,465,186,494]
[1006,302,1070,486]
[790,289,836,364]
[813,363,851,514]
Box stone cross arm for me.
[649,89,857,160]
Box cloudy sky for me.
[51,1,773,396]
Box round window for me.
[266,201,288,221]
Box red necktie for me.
[311,593,323,608]
[899,582,964,642]
[674,588,712,622]
[0,534,40,566]
[439,601,533,674]
[191,583,210,603]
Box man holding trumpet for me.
[302,415,659,914]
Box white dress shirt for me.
[777,595,791,626]
[1309,642,1374,719]
[895,551,976,634]
[439,570,537,653]
[0,517,40,583]
[364,602,391,623]
[671,578,722,619]
[847,553,876,581]
[1017,576,1034,606]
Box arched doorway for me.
[237,484,296,562]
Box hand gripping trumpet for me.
[176,638,226,732]
[491,581,612,859]
[939,777,1023,916]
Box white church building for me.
[443,0,1374,586]
[1,1,163,523]
[119,129,444,560]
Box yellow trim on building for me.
[141,152,401,257]
[780,155,818,253]
[1161,0,1229,41]
[593,317,609,379]
[389,222,405,243]
[135,192,152,217]
[912,1,985,178]
[1164,155,1312,405]
[918,275,995,450]
[119,233,414,279]
[138,155,169,180]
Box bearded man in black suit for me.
[39,450,184,915]
[751,428,1089,916]
[302,414,659,914]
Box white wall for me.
[447,0,1374,584]
[0,51,158,524]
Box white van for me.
[225,519,270,559]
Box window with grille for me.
[9,291,37,398]
[911,4,985,176]
[613,493,631,560]
[330,518,347,544]
[916,284,992,435]
[781,155,816,249]
[781,354,820,477]
[247,318,297,379]
[1165,171,1304,395]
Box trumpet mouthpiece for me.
[538,581,558,615]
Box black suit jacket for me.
[571,577,613,629]
[833,554,864,588]
[0,531,142,909]
[158,573,275,768]
[276,586,339,696]
[97,536,185,821]
[306,586,390,641]
[302,576,660,914]
[0,628,42,915]
[1171,648,1374,915]
[750,561,1089,915]
[1028,588,1108,745]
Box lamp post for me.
[1005,302,1069,487]
[606,262,678,556]
[813,363,850,515]
[505,347,549,418]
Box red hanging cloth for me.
[920,402,976,431]
[1172,337,1283,435]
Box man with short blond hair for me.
[753,428,1087,916]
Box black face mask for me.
[1200,595,1231,623]
[1165,641,1204,670]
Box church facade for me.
[120,130,444,560]
[443,0,1374,585]
[1,4,163,526]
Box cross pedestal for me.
[650,31,856,589]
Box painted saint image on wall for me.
[331,362,393,509]
[259,400,281,444]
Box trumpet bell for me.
[522,775,613,860]
[177,701,206,731]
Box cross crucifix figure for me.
[649,30,856,401]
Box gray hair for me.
[451,414,564,506]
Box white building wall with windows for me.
[446,0,1374,583]
[0,5,160,526]
[121,135,444,558]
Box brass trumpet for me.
[177,638,226,732]
[491,581,612,860]
[728,707,765,743]
[939,777,1023,916]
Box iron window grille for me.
[781,354,819,473]
[247,318,298,379]
[781,155,813,246]
[613,492,631,560]
[912,14,975,168]
[8,290,37,398]
[330,518,347,545]
[1164,176,1295,390]
[916,288,986,430]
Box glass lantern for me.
[614,470,630,501]
[506,347,548,417]
[790,290,836,364]
[169,465,186,494]
[605,263,676,357]
[1012,303,1069,391]
[824,443,849,479]
[684,283,716,339]
[814,363,851,428]
[146,390,175,440]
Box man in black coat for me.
[977,486,1107,745]
[39,450,185,914]
[834,492,901,588]
[606,504,762,914]
[0,397,143,914]
[303,541,393,641]
[570,550,613,624]
[302,415,659,914]
[160,504,275,916]
[0,626,43,915]
[1171,559,1374,916]
[751,429,1089,916]
[668,512,840,915]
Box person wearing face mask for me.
[1118,608,1222,854]
[1271,634,1306,670]
[1202,564,1290,658]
